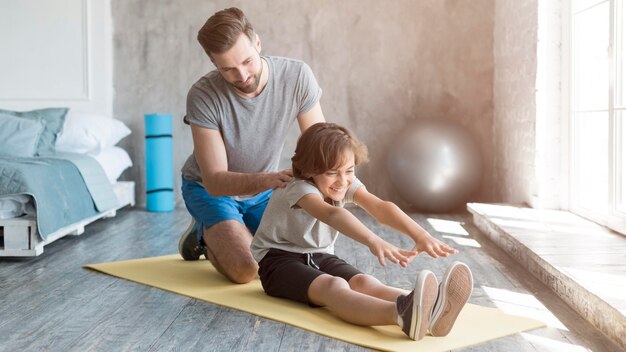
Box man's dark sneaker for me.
[429,262,473,337]
[178,219,206,261]
[396,270,439,340]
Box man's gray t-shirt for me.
[250,178,364,262]
[181,56,322,190]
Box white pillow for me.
[55,111,131,154]
[91,146,133,183]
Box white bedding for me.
[0,194,33,219]
[55,111,131,154]
[91,146,133,183]
[57,111,133,183]
[0,111,133,219]
[0,149,132,219]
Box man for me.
[178,7,325,284]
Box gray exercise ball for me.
[387,119,482,212]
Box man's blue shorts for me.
[181,176,272,241]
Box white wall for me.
[0,0,112,116]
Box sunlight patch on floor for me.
[482,285,567,330]
[520,332,590,352]
[428,218,481,248]
[427,218,469,236]
[442,234,481,248]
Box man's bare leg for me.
[202,220,258,284]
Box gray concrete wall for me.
[112,0,495,209]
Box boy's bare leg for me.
[202,220,258,284]
[307,274,398,326]
[348,274,409,302]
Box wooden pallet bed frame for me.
[0,181,135,257]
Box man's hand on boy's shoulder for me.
[265,168,294,190]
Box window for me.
[570,0,626,233]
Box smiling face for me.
[211,33,264,95]
[312,149,356,202]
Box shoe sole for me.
[410,271,439,340]
[178,219,199,260]
[429,262,473,337]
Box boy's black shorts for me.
[258,248,362,306]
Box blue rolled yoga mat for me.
[145,113,174,212]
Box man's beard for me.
[231,60,263,94]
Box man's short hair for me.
[292,123,369,180]
[197,7,255,57]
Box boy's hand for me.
[412,234,458,258]
[368,237,418,268]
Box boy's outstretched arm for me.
[352,187,458,259]
[296,194,415,267]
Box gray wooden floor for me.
[0,207,621,352]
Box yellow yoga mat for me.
[84,255,545,352]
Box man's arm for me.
[297,101,325,132]
[192,125,292,197]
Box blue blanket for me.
[0,154,119,240]
[45,152,120,212]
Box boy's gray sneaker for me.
[178,219,206,261]
[429,262,473,337]
[396,270,439,341]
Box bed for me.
[0,108,135,257]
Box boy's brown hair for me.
[292,122,369,180]
[197,7,255,57]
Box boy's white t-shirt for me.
[251,178,364,262]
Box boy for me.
[251,122,473,340]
